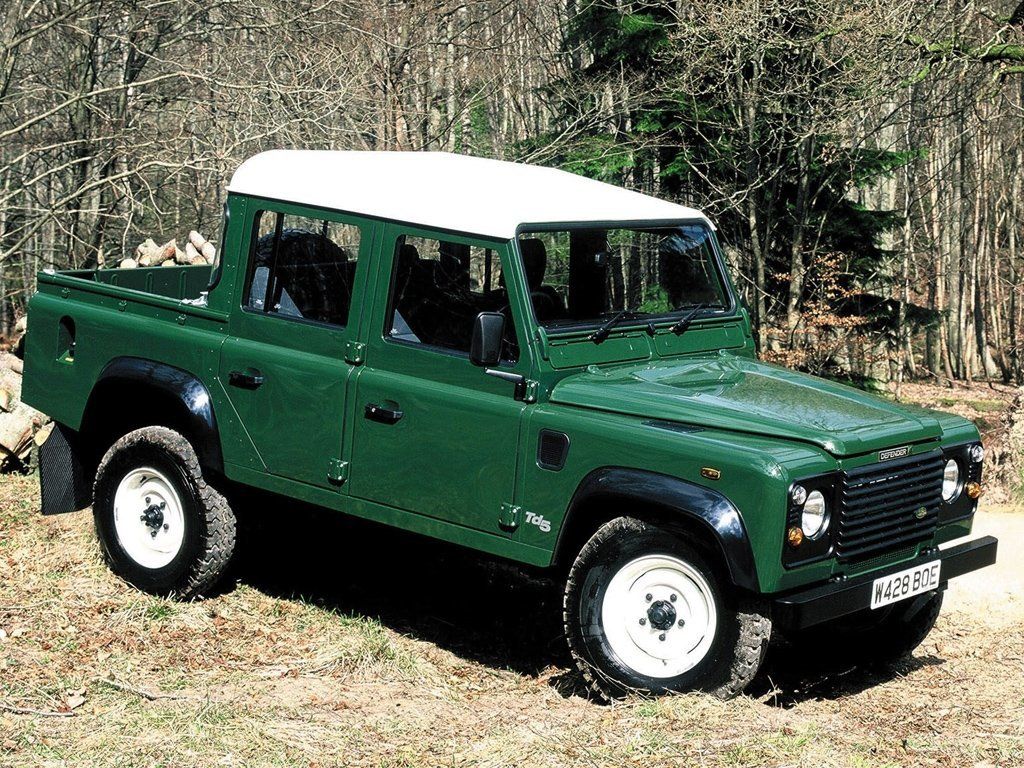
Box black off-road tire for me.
[93,426,236,600]
[785,591,943,668]
[563,517,771,700]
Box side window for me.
[386,234,519,362]
[244,210,361,328]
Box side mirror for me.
[470,312,505,367]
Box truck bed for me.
[22,263,227,437]
[58,265,214,302]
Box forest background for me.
[3,0,1024,390]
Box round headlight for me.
[942,458,961,502]
[801,489,828,539]
[970,444,984,464]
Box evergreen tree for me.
[529,1,919,371]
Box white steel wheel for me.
[112,466,187,569]
[601,554,718,679]
[565,517,771,700]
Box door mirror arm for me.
[484,368,528,400]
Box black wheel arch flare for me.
[41,357,224,515]
[554,467,759,592]
[83,356,224,473]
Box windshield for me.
[516,223,731,330]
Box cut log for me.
[159,239,177,261]
[200,242,216,261]
[0,353,24,375]
[137,251,161,267]
[161,259,176,267]
[188,230,207,250]
[136,238,159,260]
[0,388,11,413]
[0,355,22,395]
[119,258,138,269]
[174,246,190,265]
[34,421,54,447]
[185,242,201,263]
[14,315,26,337]
[0,408,34,457]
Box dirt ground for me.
[1,473,1022,768]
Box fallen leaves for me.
[64,687,86,711]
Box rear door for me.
[219,201,374,488]
[347,224,532,533]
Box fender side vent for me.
[537,430,570,471]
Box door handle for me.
[228,369,265,389]
[365,402,404,425]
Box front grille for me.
[836,449,944,562]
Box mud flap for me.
[39,422,91,515]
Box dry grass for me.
[2,472,1023,767]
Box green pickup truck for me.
[22,150,997,699]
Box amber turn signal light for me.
[966,481,982,499]
[786,526,804,547]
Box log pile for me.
[0,318,49,472]
[117,231,216,270]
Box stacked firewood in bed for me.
[0,317,49,472]
[116,231,217,269]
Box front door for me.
[348,224,531,533]
[219,201,373,488]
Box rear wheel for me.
[93,426,236,599]
[563,517,770,700]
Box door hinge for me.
[345,341,366,365]
[523,379,539,404]
[498,502,521,531]
[327,459,349,485]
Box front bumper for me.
[772,535,998,631]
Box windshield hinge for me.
[498,502,521,531]
[327,459,349,486]
[344,341,365,366]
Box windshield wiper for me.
[669,303,722,335]
[589,310,645,344]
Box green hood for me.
[550,354,943,457]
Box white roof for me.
[228,150,710,239]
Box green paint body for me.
[21,192,980,594]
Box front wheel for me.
[93,426,236,599]
[563,517,770,700]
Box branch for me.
[0,702,75,718]
[904,34,1024,70]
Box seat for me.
[518,238,565,322]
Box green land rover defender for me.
[22,151,997,699]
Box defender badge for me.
[878,445,911,462]
[915,507,928,520]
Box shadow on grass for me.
[750,643,946,708]
[229,491,569,679]
[227,489,947,705]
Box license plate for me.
[870,561,941,610]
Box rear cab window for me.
[243,209,362,328]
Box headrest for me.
[399,243,420,265]
[519,238,547,289]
